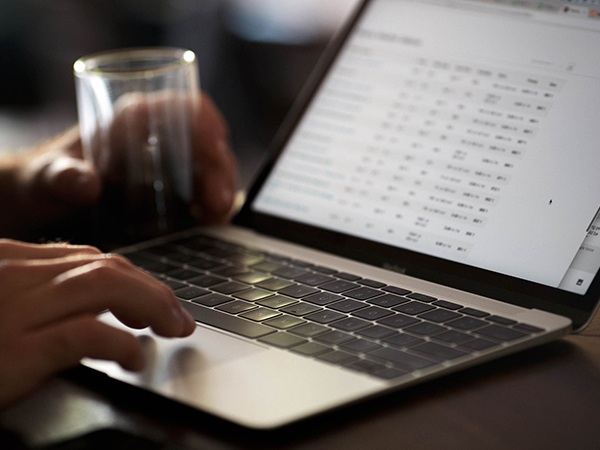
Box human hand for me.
[5,92,237,240]
[0,239,195,409]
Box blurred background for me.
[0,0,359,188]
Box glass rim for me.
[73,47,196,79]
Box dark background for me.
[0,0,358,187]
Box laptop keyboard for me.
[124,234,546,381]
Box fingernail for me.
[173,304,195,336]
[181,307,196,335]
[221,184,234,209]
[217,138,230,157]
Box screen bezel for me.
[234,0,600,331]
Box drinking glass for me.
[74,47,199,245]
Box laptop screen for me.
[250,0,600,296]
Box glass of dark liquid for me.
[74,48,199,247]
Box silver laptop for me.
[84,0,600,429]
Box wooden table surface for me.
[2,310,600,450]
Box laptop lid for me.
[236,0,600,331]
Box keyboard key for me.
[368,347,436,371]
[240,308,281,322]
[272,266,310,279]
[145,245,176,256]
[446,316,487,331]
[188,274,226,288]
[264,315,306,329]
[165,252,197,263]
[165,268,203,280]
[251,261,286,273]
[358,279,386,288]
[258,332,306,348]
[294,273,335,286]
[382,286,412,296]
[418,309,461,323]
[187,257,221,271]
[303,292,344,306]
[212,281,249,294]
[290,259,314,268]
[317,351,359,365]
[234,288,274,302]
[368,293,409,308]
[289,323,330,338]
[129,256,177,273]
[459,338,498,351]
[475,325,527,342]
[377,313,420,329]
[331,317,371,332]
[383,333,424,348]
[304,310,346,324]
[372,368,408,380]
[404,322,447,336]
[346,359,388,374]
[212,266,248,278]
[315,331,356,345]
[280,302,322,316]
[192,293,231,307]
[233,271,272,284]
[216,300,257,314]
[204,247,238,259]
[357,325,397,340]
[432,300,462,310]
[411,342,468,361]
[177,238,213,253]
[353,306,394,321]
[313,266,338,275]
[514,323,545,334]
[432,330,473,344]
[461,307,490,318]
[393,301,435,315]
[406,293,437,303]
[341,339,382,354]
[345,287,383,300]
[336,273,362,281]
[227,252,264,266]
[291,342,331,356]
[321,280,360,293]
[255,277,295,291]
[329,299,368,313]
[174,286,209,300]
[180,302,274,339]
[487,315,518,326]
[256,295,298,309]
[278,285,320,298]
[265,254,291,263]
[160,278,187,290]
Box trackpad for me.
[84,313,267,389]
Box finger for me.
[0,316,146,409]
[195,140,238,222]
[33,316,146,371]
[52,125,84,158]
[0,252,135,300]
[23,259,195,337]
[192,94,238,222]
[0,239,102,260]
[44,154,102,206]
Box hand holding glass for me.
[75,48,200,245]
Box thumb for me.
[45,155,102,206]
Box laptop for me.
[84,0,600,429]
